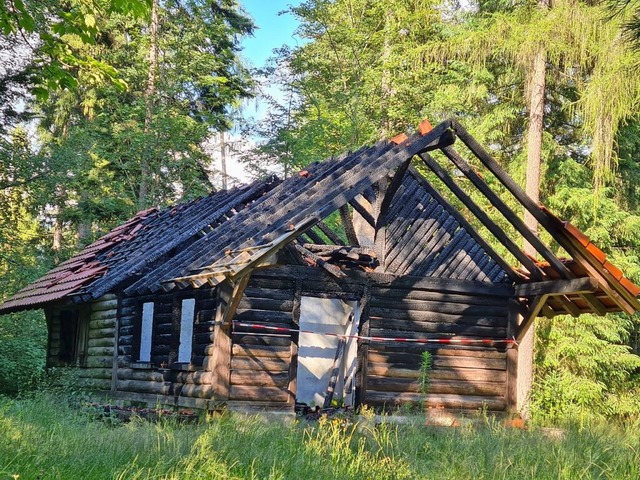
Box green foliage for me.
[419,351,433,396]
[0,312,46,395]
[0,0,150,101]
[1,395,640,478]
[532,313,640,422]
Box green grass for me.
[0,395,639,479]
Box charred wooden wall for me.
[115,287,217,404]
[229,274,297,408]
[46,294,118,391]
[48,265,513,413]
[362,282,510,411]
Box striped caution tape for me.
[232,321,517,347]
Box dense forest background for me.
[1,0,640,421]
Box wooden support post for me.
[506,299,520,413]
[211,318,231,400]
[316,220,345,246]
[211,275,251,400]
[288,279,302,405]
[516,295,549,343]
[339,205,359,246]
[355,286,370,408]
[323,338,346,408]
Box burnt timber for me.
[1,118,638,417]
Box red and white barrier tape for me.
[232,321,517,347]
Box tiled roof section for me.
[383,170,509,283]
[0,180,279,314]
[0,209,154,313]
[126,122,455,295]
[538,207,640,315]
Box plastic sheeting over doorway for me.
[296,297,359,408]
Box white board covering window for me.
[178,298,196,363]
[139,302,154,362]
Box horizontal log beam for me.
[514,277,599,297]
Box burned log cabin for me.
[1,119,639,416]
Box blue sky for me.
[240,1,303,69]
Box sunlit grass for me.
[0,394,638,479]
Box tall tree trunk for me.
[518,0,550,418]
[380,8,393,136]
[220,132,227,190]
[139,0,159,210]
[524,45,546,258]
[524,0,549,258]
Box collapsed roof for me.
[1,119,638,322]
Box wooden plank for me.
[323,338,346,408]
[370,325,507,339]
[437,237,477,279]
[441,145,573,278]
[230,371,290,388]
[428,231,473,278]
[366,272,514,297]
[407,167,519,281]
[233,309,293,323]
[366,377,504,396]
[230,385,289,403]
[369,299,509,316]
[238,297,294,313]
[369,315,505,330]
[232,335,291,347]
[304,227,325,245]
[386,201,440,270]
[368,348,505,362]
[365,391,506,411]
[293,243,346,278]
[315,220,345,246]
[514,277,599,297]
[231,344,291,359]
[370,286,507,306]
[339,205,359,246]
[367,364,506,382]
[398,211,456,275]
[459,247,490,282]
[231,356,290,371]
[419,152,545,280]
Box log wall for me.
[229,274,296,408]
[115,287,217,403]
[46,294,118,391]
[362,282,510,411]
[45,265,513,413]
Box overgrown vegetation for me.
[0,394,639,479]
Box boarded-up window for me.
[178,298,195,363]
[296,298,359,407]
[139,302,154,362]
